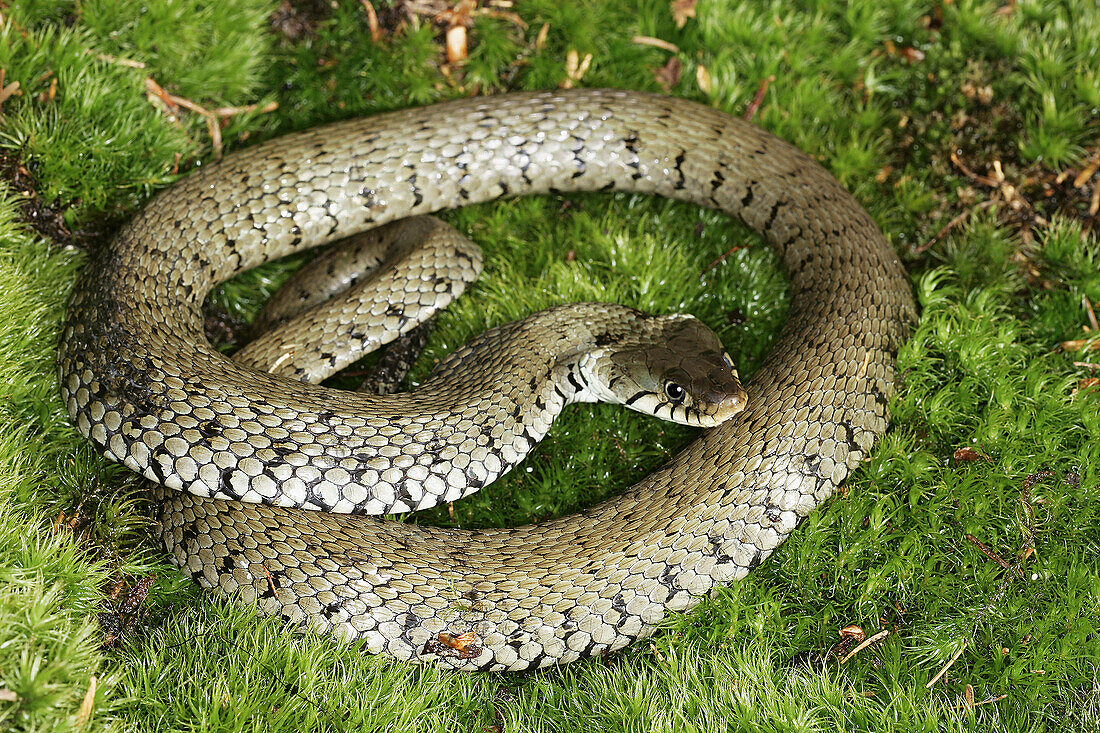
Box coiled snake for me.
[58,89,915,671]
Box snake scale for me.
[58,89,915,671]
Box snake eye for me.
[664,381,686,404]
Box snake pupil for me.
[665,381,686,403]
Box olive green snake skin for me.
[58,89,915,671]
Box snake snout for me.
[693,367,748,425]
[702,386,748,424]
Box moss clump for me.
[0,0,1098,730]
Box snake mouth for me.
[710,387,749,421]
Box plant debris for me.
[654,57,682,91]
[98,574,156,648]
[670,0,697,28]
[925,641,966,688]
[421,630,483,659]
[839,629,889,664]
[695,64,713,95]
[953,446,991,462]
[143,77,278,160]
[0,149,103,248]
[632,35,680,53]
[560,48,593,89]
[269,0,334,41]
[743,75,775,122]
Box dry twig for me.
[96,52,147,69]
[925,641,966,688]
[839,629,889,664]
[359,0,383,42]
[144,77,277,159]
[1083,296,1098,332]
[631,35,680,53]
[913,200,996,254]
[951,693,1008,710]
[1074,159,1099,189]
[743,75,775,122]
[1060,337,1100,352]
[700,245,743,276]
[75,676,97,729]
[965,533,1019,575]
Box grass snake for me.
[58,89,916,671]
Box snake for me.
[233,212,750,515]
[58,89,916,671]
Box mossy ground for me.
[1,1,1098,731]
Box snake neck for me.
[273,302,649,514]
[417,302,655,411]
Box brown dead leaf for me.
[670,0,696,28]
[75,676,97,729]
[422,630,483,659]
[654,56,682,91]
[446,25,467,63]
[560,49,593,89]
[695,64,713,95]
[953,446,989,462]
[445,630,478,649]
[839,624,866,642]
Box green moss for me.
[0,2,274,226]
[407,195,785,528]
[81,0,273,104]
[0,24,187,221]
[1,0,1098,730]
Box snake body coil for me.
[59,90,915,671]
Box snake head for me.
[592,314,747,428]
